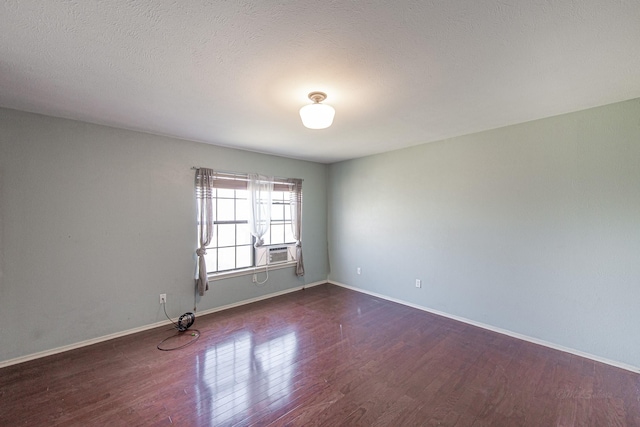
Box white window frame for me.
[198,172,300,279]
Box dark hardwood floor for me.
[1,283,639,426]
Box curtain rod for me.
[191,167,303,183]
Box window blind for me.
[207,171,293,192]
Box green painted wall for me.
[328,98,640,369]
[3,98,639,369]
[0,108,328,363]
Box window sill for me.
[208,261,297,281]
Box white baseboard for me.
[328,280,640,374]
[0,319,177,369]
[0,280,326,369]
[193,280,325,318]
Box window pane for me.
[218,224,235,247]
[198,174,301,274]
[237,223,252,245]
[217,188,234,198]
[262,227,271,246]
[236,198,249,221]
[258,200,271,214]
[271,203,284,220]
[284,222,295,243]
[271,224,285,244]
[236,245,252,269]
[272,191,285,202]
[218,247,235,271]
[217,199,235,221]
[206,224,217,245]
[284,202,292,220]
[204,248,217,273]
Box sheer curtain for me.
[289,178,305,276]
[248,174,273,248]
[195,168,215,296]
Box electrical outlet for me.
[357,267,361,275]
[415,279,421,288]
[159,293,167,304]
[252,274,257,283]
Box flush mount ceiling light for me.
[299,92,335,129]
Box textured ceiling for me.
[1,0,639,163]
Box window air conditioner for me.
[255,244,296,267]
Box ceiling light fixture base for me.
[300,91,335,130]
[308,91,327,103]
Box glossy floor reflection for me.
[1,284,639,426]
[194,330,298,425]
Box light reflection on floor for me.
[193,329,298,424]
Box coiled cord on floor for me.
[156,302,200,351]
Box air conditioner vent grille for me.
[255,244,296,266]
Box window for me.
[204,187,253,272]
[268,190,295,245]
[196,171,300,275]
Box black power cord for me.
[157,302,200,351]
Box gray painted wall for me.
[3,98,639,369]
[328,98,640,368]
[0,108,328,363]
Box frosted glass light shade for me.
[299,102,335,129]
